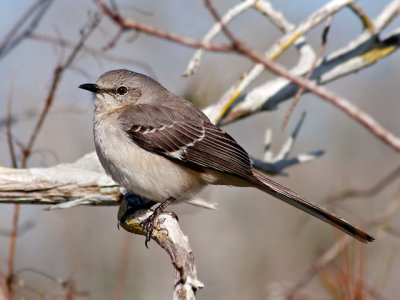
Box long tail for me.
[251,169,374,243]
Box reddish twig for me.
[6,81,17,169]
[21,15,100,168]
[94,0,234,52]
[28,33,155,76]
[6,204,20,296]
[102,28,125,51]
[6,75,19,298]
[281,16,332,131]
[327,164,400,203]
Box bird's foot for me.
[118,192,156,229]
[140,197,176,248]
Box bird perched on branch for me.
[79,69,374,245]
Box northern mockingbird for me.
[79,69,373,244]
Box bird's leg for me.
[140,196,177,248]
[118,192,157,229]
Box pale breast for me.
[93,114,205,202]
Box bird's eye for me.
[117,86,128,95]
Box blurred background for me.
[1,0,400,299]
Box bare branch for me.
[29,33,155,74]
[327,165,400,203]
[252,113,324,175]
[21,14,100,168]
[94,0,234,52]
[0,152,120,207]
[118,198,203,300]
[0,0,53,59]
[6,82,17,169]
[183,0,256,76]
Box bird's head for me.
[79,69,165,111]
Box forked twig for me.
[21,15,101,168]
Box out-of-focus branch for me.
[0,0,53,60]
[6,84,17,169]
[183,0,256,76]
[21,14,101,168]
[28,33,155,75]
[252,112,324,175]
[327,165,400,203]
[118,198,203,300]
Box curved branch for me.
[118,198,203,300]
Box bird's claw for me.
[140,210,178,248]
[140,210,159,248]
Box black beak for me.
[79,83,101,93]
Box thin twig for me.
[102,28,125,51]
[94,0,234,52]
[6,81,17,169]
[6,204,20,296]
[6,74,19,298]
[281,16,332,131]
[0,0,52,59]
[327,165,400,203]
[29,33,155,74]
[21,15,101,168]
[183,0,256,76]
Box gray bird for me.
[79,69,374,244]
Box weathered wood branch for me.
[118,198,203,300]
[0,152,120,208]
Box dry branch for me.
[0,153,119,207]
[118,199,203,300]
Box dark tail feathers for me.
[252,169,374,243]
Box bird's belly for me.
[94,121,204,202]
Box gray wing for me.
[119,104,253,179]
